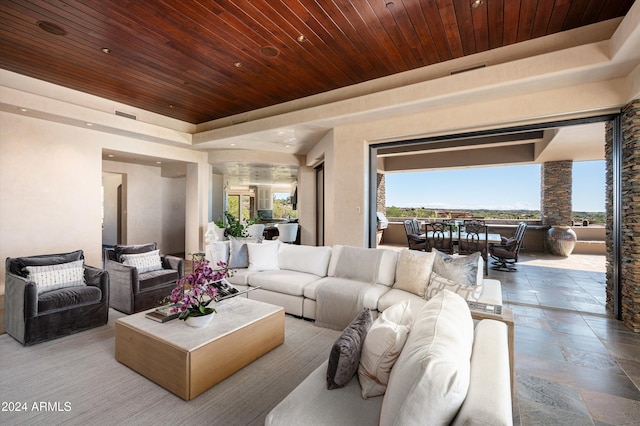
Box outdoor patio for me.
[381,245,640,424]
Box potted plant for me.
[222,211,249,238]
[169,259,231,327]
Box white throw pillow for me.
[379,290,474,426]
[392,249,435,298]
[247,241,280,272]
[120,249,163,273]
[426,272,483,302]
[206,241,230,267]
[358,300,413,398]
[26,260,85,294]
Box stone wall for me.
[541,160,573,226]
[607,100,640,332]
[376,173,386,214]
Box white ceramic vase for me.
[185,313,214,328]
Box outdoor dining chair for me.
[403,219,427,251]
[459,222,489,275]
[426,222,454,254]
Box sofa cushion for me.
[226,268,253,286]
[278,244,332,276]
[377,288,428,312]
[453,320,512,426]
[380,290,474,426]
[392,249,434,298]
[228,237,260,269]
[308,277,389,311]
[9,249,84,278]
[248,270,320,296]
[328,245,384,284]
[138,268,179,291]
[247,241,280,272]
[121,249,163,273]
[38,285,102,313]
[115,243,156,260]
[433,249,481,286]
[265,360,384,426]
[327,308,373,390]
[26,260,85,294]
[426,272,483,302]
[358,300,412,398]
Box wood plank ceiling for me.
[0,0,634,124]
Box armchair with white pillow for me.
[4,249,109,345]
[103,243,184,314]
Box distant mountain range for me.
[384,206,605,224]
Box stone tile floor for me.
[491,253,640,425]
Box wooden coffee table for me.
[115,297,285,400]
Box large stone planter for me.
[547,226,577,256]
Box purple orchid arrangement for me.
[169,259,231,320]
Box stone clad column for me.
[541,160,577,255]
[606,99,640,332]
[376,173,386,214]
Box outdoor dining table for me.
[422,231,502,245]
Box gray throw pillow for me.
[326,309,373,390]
[228,237,258,269]
[432,249,480,286]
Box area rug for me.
[0,309,340,425]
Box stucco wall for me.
[102,160,186,255]
[0,111,208,290]
[0,114,103,269]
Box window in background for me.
[273,193,298,219]
[227,194,252,222]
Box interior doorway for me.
[102,172,125,247]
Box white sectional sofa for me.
[205,239,504,322]
[206,240,512,424]
[265,291,513,426]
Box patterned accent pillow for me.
[120,249,163,273]
[326,308,373,390]
[26,260,85,294]
[425,272,483,302]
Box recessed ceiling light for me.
[108,154,115,158]
[101,48,111,54]
[169,104,174,108]
[19,108,28,112]
[156,161,162,164]
[230,143,236,146]
[85,123,93,126]
[297,35,306,42]
[471,0,484,8]
[37,21,67,36]
[259,46,280,57]
[234,62,242,67]
[285,145,291,148]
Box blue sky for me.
[385,160,605,212]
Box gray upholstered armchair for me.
[4,250,109,345]
[103,243,184,314]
